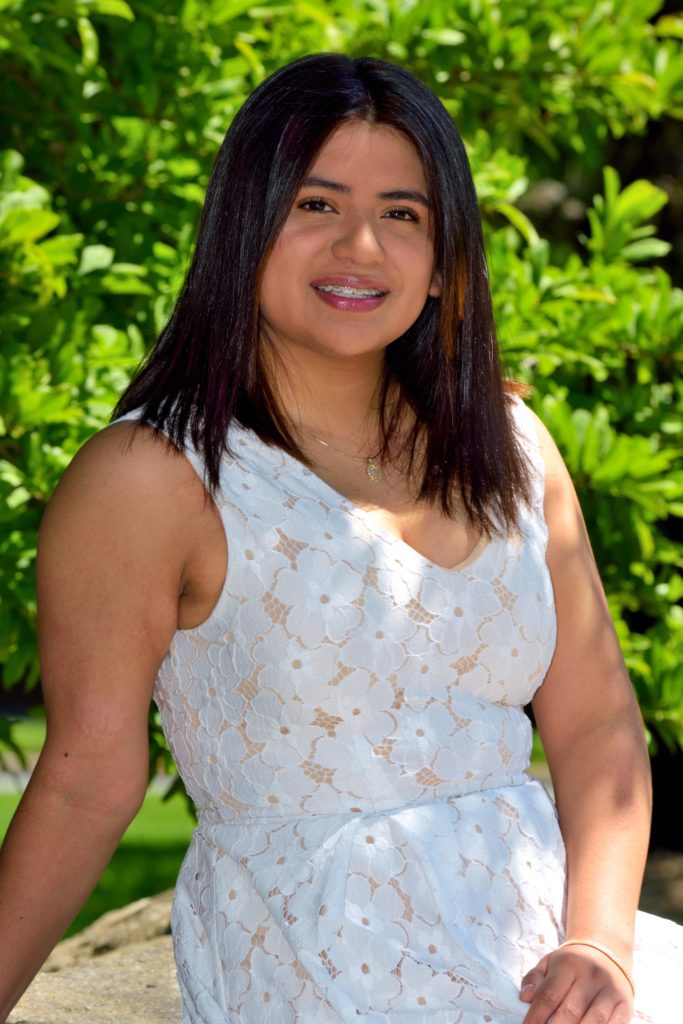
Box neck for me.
[262,341,387,444]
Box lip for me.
[313,289,388,313]
[310,275,390,293]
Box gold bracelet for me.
[557,939,635,998]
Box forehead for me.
[307,121,427,185]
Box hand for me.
[519,945,634,1024]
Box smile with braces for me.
[315,284,386,297]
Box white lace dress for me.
[120,398,682,1023]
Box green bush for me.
[1,0,681,764]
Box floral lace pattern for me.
[118,398,682,1022]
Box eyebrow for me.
[300,175,430,208]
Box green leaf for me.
[613,180,669,225]
[619,239,672,262]
[77,16,99,68]
[0,150,24,189]
[556,286,617,303]
[98,270,153,294]
[206,0,262,24]
[421,28,466,46]
[0,209,60,246]
[654,14,683,39]
[233,36,266,80]
[494,202,540,247]
[77,244,115,276]
[40,233,84,268]
[79,0,135,20]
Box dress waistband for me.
[195,770,546,832]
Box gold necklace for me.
[304,430,384,483]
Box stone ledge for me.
[43,890,174,972]
[8,892,180,1024]
[9,937,180,1024]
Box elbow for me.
[97,774,148,823]
[552,713,652,816]
[30,744,149,829]
[607,749,652,818]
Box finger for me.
[606,1003,633,1024]
[582,992,627,1024]
[519,954,550,1003]
[563,985,612,1024]
[522,971,574,1024]
[549,983,628,1024]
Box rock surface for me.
[42,890,174,972]
[8,937,180,1024]
[7,855,683,1023]
[8,891,180,1024]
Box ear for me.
[428,271,442,298]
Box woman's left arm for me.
[519,409,651,1024]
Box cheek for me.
[260,230,317,297]
[275,221,320,255]
[400,246,438,300]
[259,245,294,310]
[258,270,285,326]
[394,234,435,274]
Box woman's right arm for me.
[0,422,207,1019]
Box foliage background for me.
[1,0,682,777]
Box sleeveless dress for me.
[119,397,682,1023]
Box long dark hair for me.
[115,52,531,536]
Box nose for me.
[330,212,384,264]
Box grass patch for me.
[0,712,46,768]
[11,715,47,755]
[531,727,547,765]
[0,787,196,936]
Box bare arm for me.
[521,410,650,1024]
[0,423,210,1019]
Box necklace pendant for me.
[366,458,383,483]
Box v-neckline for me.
[236,426,494,577]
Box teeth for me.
[316,284,384,297]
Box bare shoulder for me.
[38,419,219,664]
[49,419,206,515]
[41,420,215,560]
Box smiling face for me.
[258,120,441,370]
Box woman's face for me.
[258,120,441,367]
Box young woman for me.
[1,53,681,1024]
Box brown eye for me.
[385,207,420,222]
[298,197,334,213]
